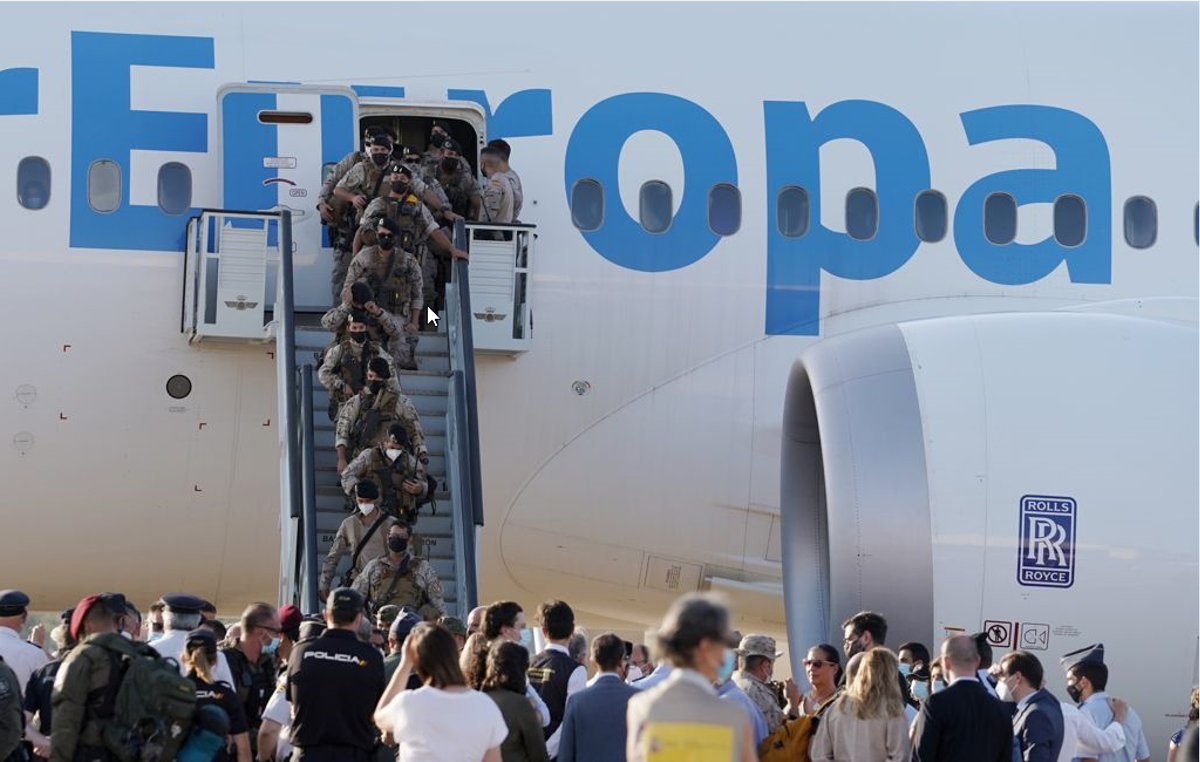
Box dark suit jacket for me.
[914,678,1014,762]
[1012,689,1064,762]
[557,675,638,762]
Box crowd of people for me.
[310,121,524,622]
[0,588,1196,762]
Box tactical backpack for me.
[93,635,197,762]
[758,695,836,762]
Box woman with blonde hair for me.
[180,629,251,762]
[810,647,910,762]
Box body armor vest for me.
[351,389,399,454]
[368,446,421,520]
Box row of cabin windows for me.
[16,157,193,215]
[570,178,1200,249]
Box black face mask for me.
[377,235,395,250]
[387,537,409,553]
[371,153,390,167]
[348,331,367,344]
[441,157,458,173]
[1066,683,1083,704]
[391,182,410,196]
[368,380,384,393]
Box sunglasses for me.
[803,659,836,668]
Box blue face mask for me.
[264,636,280,655]
[518,628,535,652]
[716,649,736,684]
[910,680,930,700]
[898,662,911,678]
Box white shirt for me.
[150,630,235,687]
[261,682,293,762]
[1059,702,1127,762]
[0,626,49,694]
[542,644,588,758]
[390,686,508,762]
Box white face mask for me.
[626,665,644,683]
[357,502,375,515]
[996,677,1015,703]
[385,448,403,461]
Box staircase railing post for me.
[299,363,319,614]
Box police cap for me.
[376,217,400,235]
[161,593,206,615]
[0,590,30,617]
[326,587,365,618]
[1060,642,1104,670]
[355,480,379,499]
[389,609,423,642]
[185,628,218,655]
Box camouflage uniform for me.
[481,172,516,225]
[341,246,424,368]
[350,553,445,621]
[319,302,403,348]
[426,157,480,220]
[0,657,21,762]
[320,150,368,305]
[335,388,426,461]
[50,634,121,762]
[341,443,428,523]
[317,340,400,420]
[319,510,398,593]
[732,635,787,734]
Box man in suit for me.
[558,633,638,762]
[998,651,1065,762]
[913,634,1014,762]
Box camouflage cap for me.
[438,616,466,636]
[376,605,402,628]
[737,634,784,660]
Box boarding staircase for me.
[182,211,488,618]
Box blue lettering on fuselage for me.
[52,31,1112,337]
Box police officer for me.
[286,589,384,762]
[350,522,445,621]
[0,590,50,694]
[427,137,481,221]
[49,594,130,762]
[318,314,400,419]
[341,219,424,370]
[340,424,428,526]
[24,610,76,759]
[151,595,235,687]
[334,358,427,475]
[319,482,398,602]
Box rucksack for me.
[758,695,836,762]
[93,635,197,762]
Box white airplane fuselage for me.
[1,2,1196,748]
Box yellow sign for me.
[641,722,734,761]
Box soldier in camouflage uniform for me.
[319,129,394,305]
[334,357,426,475]
[320,281,404,349]
[732,634,788,735]
[317,314,400,421]
[342,219,424,370]
[50,594,130,762]
[424,137,480,221]
[350,522,445,621]
[340,423,428,526]
[358,165,467,317]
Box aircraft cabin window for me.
[984,192,1017,245]
[87,159,121,213]
[1123,196,1157,249]
[777,186,810,238]
[846,187,878,241]
[639,181,673,234]
[157,162,192,216]
[708,184,741,236]
[914,189,947,242]
[570,179,603,232]
[1053,194,1087,247]
[17,156,50,210]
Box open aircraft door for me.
[217,84,358,309]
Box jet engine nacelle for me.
[781,301,1197,742]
